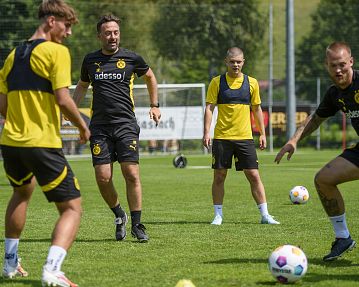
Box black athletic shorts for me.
[90,123,140,166]
[211,139,259,171]
[340,142,359,167]
[0,145,81,202]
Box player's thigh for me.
[30,148,81,202]
[212,139,234,169]
[1,145,34,187]
[316,156,359,185]
[114,126,140,163]
[89,125,115,165]
[233,140,259,171]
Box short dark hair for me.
[38,0,78,24]
[97,14,121,33]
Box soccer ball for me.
[268,245,308,284]
[173,154,187,168]
[289,186,309,204]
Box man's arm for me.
[55,87,90,144]
[274,112,327,163]
[143,68,161,125]
[203,103,215,150]
[251,104,266,150]
[0,92,7,118]
[73,79,90,106]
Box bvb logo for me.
[212,155,216,166]
[117,59,126,69]
[92,144,101,155]
[354,91,359,104]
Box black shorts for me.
[90,123,140,166]
[340,142,359,167]
[0,145,81,202]
[212,139,259,171]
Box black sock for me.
[111,204,125,218]
[131,210,141,226]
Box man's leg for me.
[94,163,127,241]
[314,157,359,261]
[120,162,148,242]
[3,178,35,278]
[211,169,227,225]
[243,169,279,225]
[42,197,81,287]
[95,163,119,208]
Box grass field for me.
[0,149,358,286]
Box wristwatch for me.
[150,103,160,108]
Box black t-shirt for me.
[316,69,359,135]
[80,48,149,125]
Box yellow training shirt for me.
[206,73,261,140]
[0,40,72,148]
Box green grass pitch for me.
[0,149,358,286]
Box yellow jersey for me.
[0,39,72,148]
[206,73,261,140]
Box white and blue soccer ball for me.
[289,186,309,204]
[268,244,308,284]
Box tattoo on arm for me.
[290,113,326,142]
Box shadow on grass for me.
[257,272,359,285]
[0,278,39,286]
[308,257,359,267]
[145,221,210,225]
[304,273,359,283]
[20,238,146,244]
[205,257,359,267]
[203,258,268,264]
[207,258,359,285]
[145,220,259,225]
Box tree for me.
[296,0,359,102]
[67,0,158,81]
[152,0,266,84]
[0,0,38,66]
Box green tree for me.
[152,0,266,84]
[68,0,158,82]
[296,0,359,102]
[0,0,38,66]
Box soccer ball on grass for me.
[289,186,309,204]
[268,244,308,284]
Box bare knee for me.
[123,172,140,185]
[213,170,227,185]
[56,197,82,217]
[314,169,330,190]
[95,172,112,185]
[244,169,261,185]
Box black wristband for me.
[150,103,160,108]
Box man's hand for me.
[203,133,211,150]
[78,126,90,144]
[274,142,296,164]
[149,107,161,126]
[259,135,267,150]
